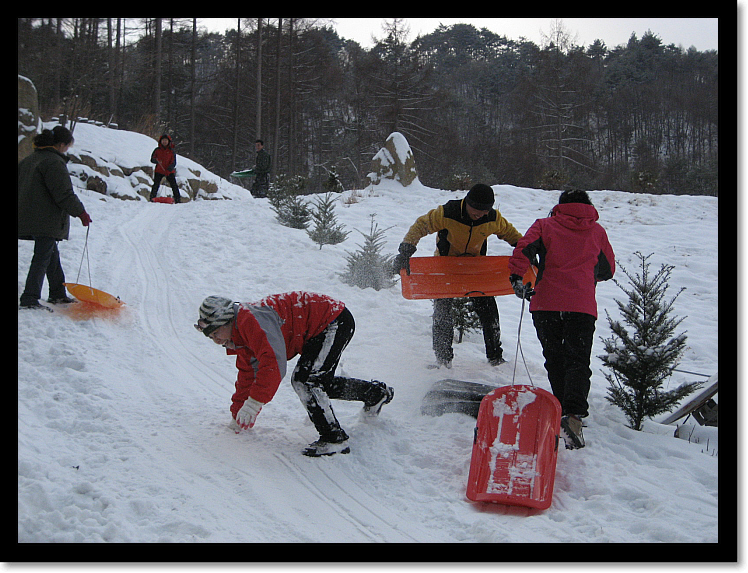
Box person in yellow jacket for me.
[392,184,523,367]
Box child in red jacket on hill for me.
[195,292,393,457]
[508,189,615,450]
[149,134,181,203]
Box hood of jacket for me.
[551,202,599,231]
[158,134,174,149]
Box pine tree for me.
[269,174,310,229]
[307,193,349,249]
[451,297,481,343]
[322,166,344,193]
[340,215,395,291]
[599,252,700,430]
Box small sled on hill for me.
[64,283,124,309]
[400,255,535,300]
[421,379,497,417]
[59,227,125,318]
[660,373,718,427]
[466,385,562,510]
[151,196,175,204]
[230,168,255,178]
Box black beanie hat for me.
[558,189,592,205]
[466,184,494,211]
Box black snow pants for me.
[290,308,384,443]
[150,172,181,203]
[250,173,269,198]
[20,237,67,306]
[531,310,596,418]
[432,296,503,364]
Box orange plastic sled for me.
[400,256,535,300]
[466,385,561,510]
[64,283,124,309]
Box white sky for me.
[200,18,719,52]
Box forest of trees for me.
[17,18,718,196]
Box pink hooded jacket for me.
[508,202,615,318]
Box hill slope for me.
[18,125,719,545]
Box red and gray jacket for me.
[508,202,615,318]
[151,135,177,176]
[226,292,345,417]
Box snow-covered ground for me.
[18,124,720,547]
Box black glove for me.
[392,242,417,275]
[509,274,535,301]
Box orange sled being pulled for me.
[400,256,535,300]
[64,283,124,309]
[466,385,561,510]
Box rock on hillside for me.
[369,132,419,187]
[18,75,40,163]
[56,122,249,202]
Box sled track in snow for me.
[272,451,429,542]
[114,205,438,542]
[118,206,226,397]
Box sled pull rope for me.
[511,284,535,387]
[75,226,93,288]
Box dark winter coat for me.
[254,148,271,176]
[151,135,177,176]
[402,199,523,256]
[226,292,346,414]
[18,146,85,241]
[508,202,615,318]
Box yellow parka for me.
[403,198,523,257]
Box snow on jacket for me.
[226,292,346,416]
[150,135,177,176]
[508,202,615,318]
[18,146,85,241]
[403,198,523,256]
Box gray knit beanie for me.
[195,296,235,336]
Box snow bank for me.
[17,125,721,546]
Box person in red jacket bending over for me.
[508,189,615,450]
[195,292,394,457]
[149,134,181,203]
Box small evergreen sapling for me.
[323,166,344,193]
[450,298,481,343]
[268,174,310,229]
[307,193,349,249]
[599,252,700,431]
[340,215,395,291]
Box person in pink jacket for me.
[508,189,615,450]
[195,292,393,457]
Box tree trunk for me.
[154,18,162,126]
[189,18,196,157]
[256,17,263,140]
[273,17,282,175]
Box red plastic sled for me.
[152,197,174,204]
[466,385,561,510]
[400,256,535,300]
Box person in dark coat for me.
[250,139,271,198]
[149,134,181,203]
[508,189,615,450]
[18,126,91,310]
